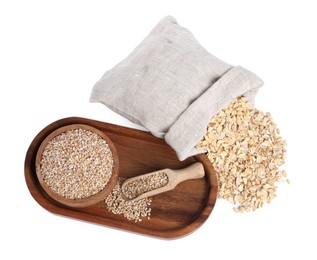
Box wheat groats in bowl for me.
[35,124,119,208]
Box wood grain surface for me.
[24,117,218,239]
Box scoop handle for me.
[173,162,205,185]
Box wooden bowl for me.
[35,124,119,208]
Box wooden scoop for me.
[121,162,205,202]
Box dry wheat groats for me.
[104,178,152,222]
[196,96,288,212]
[122,172,169,200]
[39,128,114,200]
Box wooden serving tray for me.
[25,117,218,239]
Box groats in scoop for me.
[121,162,205,202]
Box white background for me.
[1,0,316,259]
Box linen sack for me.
[90,16,263,161]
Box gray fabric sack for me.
[90,16,263,161]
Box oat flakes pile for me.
[196,96,288,212]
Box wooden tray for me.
[24,117,218,239]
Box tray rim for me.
[24,117,218,239]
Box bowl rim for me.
[35,123,119,208]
